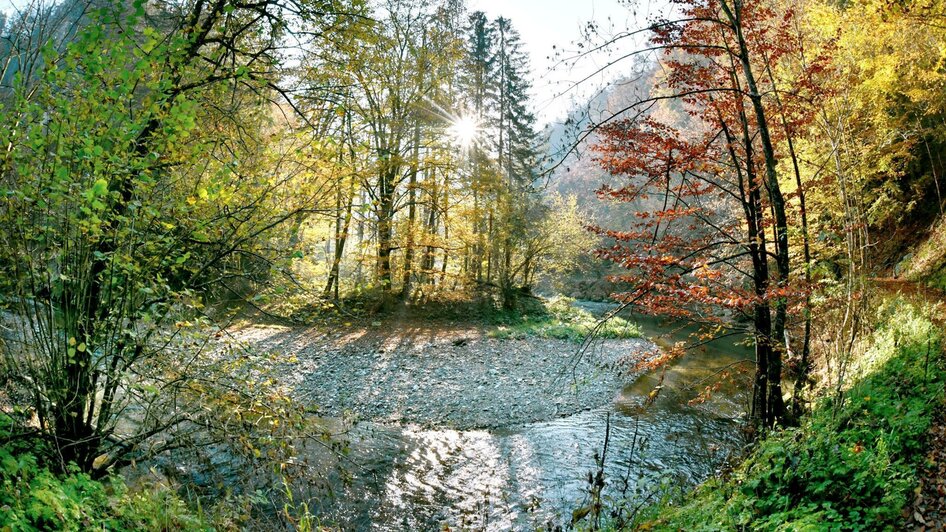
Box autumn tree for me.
[593,0,828,426]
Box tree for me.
[491,16,541,307]
[0,0,360,474]
[459,10,495,285]
[315,0,456,304]
[592,0,827,426]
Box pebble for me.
[232,322,658,430]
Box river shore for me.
[233,318,660,430]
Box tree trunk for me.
[401,120,421,299]
[377,164,397,300]
[421,170,438,285]
[324,181,355,299]
[723,0,789,424]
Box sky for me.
[468,0,659,125]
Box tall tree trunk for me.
[377,164,396,301]
[722,0,789,423]
[324,180,355,299]
[719,79,776,427]
[486,208,494,284]
[441,178,450,287]
[473,182,482,283]
[421,168,438,285]
[402,120,421,299]
[355,188,366,287]
[763,58,813,420]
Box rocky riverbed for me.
[233,319,660,429]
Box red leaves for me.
[590,0,831,331]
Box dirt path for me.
[232,318,658,430]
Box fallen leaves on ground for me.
[908,415,946,530]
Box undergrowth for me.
[487,296,642,342]
[613,297,944,531]
[903,215,946,291]
[0,414,227,531]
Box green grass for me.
[487,296,642,342]
[619,297,944,531]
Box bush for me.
[0,416,214,531]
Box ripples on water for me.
[310,308,753,531]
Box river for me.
[305,304,753,530]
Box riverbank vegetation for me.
[488,297,641,342]
[568,0,946,526]
[614,296,945,530]
[0,413,218,531]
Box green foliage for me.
[632,298,944,531]
[488,296,641,342]
[0,0,358,474]
[0,416,212,531]
[927,270,946,293]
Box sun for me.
[447,114,480,149]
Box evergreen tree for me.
[460,10,495,284]
[490,17,540,306]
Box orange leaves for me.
[635,341,686,373]
[591,0,824,338]
[694,263,723,281]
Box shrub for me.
[0,415,214,531]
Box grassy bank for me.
[487,296,642,342]
[617,297,944,531]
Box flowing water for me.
[306,304,753,530]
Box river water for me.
[306,305,753,530]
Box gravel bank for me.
[234,320,660,430]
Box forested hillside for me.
[0,0,945,529]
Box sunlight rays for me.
[419,96,484,152]
[447,114,481,149]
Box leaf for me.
[571,505,592,523]
[90,178,109,197]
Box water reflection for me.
[310,304,753,530]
